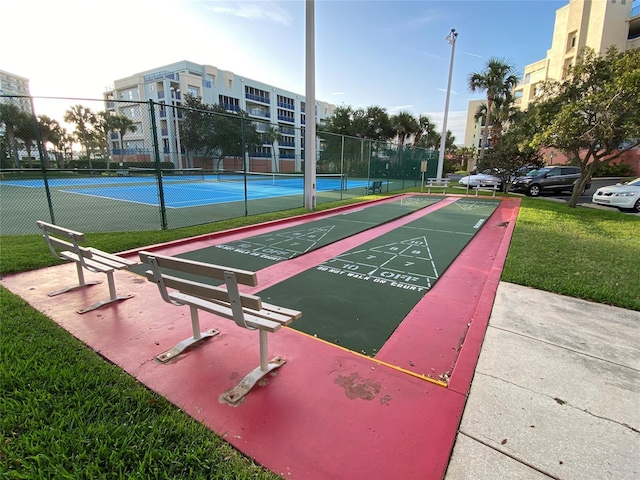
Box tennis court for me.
[2,171,370,208]
[0,170,384,234]
[1,193,521,479]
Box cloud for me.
[207,1,292,25]
[387,105,416,112]
[331,92,345,96]
[460,50,483,58]
[426,110,468,145]
[436,89,458,95]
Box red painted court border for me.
[1,194,521,480]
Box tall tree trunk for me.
[479,97,493,160]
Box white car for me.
[458,172,502,188]
[592,178,640,212]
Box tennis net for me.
[127,167,205,182]
[217,171,345,187]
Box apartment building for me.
[464,0,640,151]
[0,69,31,111]
[104,60,335,171]
[1,69,33,163]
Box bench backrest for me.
[139,251,263,328]
[37,220,94,263]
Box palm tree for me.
[16,112,37,168]
[474,96,519,148]
[412,114,436,147]
[0,103,24,168]
[111,113,137,165]
[390,111,419,147]
[266,125,282,172]
[37,115,61,168]
[64,105,96,169]
[468,58,519,159]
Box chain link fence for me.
[1,95,439,235]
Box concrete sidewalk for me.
[445,282,640,480]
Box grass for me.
[0,289,280,479]
[1,191,638,478]
[503,197,640,311]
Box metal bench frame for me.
[37,221,135,314]
[139,251,301,404]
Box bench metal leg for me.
[155,305,219,363]
[220,330,286,405]
[76,271,134,314]
[48,262,101,296]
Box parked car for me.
[592,177,640,212]
[458,170,502,188]
[511,166,589,197]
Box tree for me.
[109,113,137,165]
[180,94,260,171]
[0,102,24,167]
[64,105,97,169]
[468,58,519,160]
[530,46,640,207]
[390,111,419,147]
[266,125,282,172]
[94,111,113,163]
[449,146,476,172]
[15,111,36,168]
[479,111,544,192]
[412,114,436,147]
[37,115,61,167]
[474,95,519,148]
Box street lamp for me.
[437,28,458,181]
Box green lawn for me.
[1,192,638,478]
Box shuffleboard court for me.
[258,198,500,356]
[127,195,442,277]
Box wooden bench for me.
[138,251,302,404]
[36,221,136,314]
[367,180,383,194]
[425,178,450,194]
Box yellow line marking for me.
[288,328,448,388]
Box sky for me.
[3,0,567,144]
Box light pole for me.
[170,87,182,168]
[437,28,458,181]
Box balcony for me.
[221,103,240,112]
[246,93,270,104]
[277,101,295,110]
[249,109,270,118]
[278,115,294,123]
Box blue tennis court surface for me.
[2,175,371,208]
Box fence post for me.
[148,99,168,230]
[241,116,248,216]
[30,96,56,225]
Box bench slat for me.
[259,301,302,321]
[88,248,137,267]
[145,271,263,311]
[60,251,115,273]
[139,251,258,286]
[37,221,87,242]
[169,292,282,332]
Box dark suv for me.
[511,166,589,197]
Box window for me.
[228,79,232,89]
